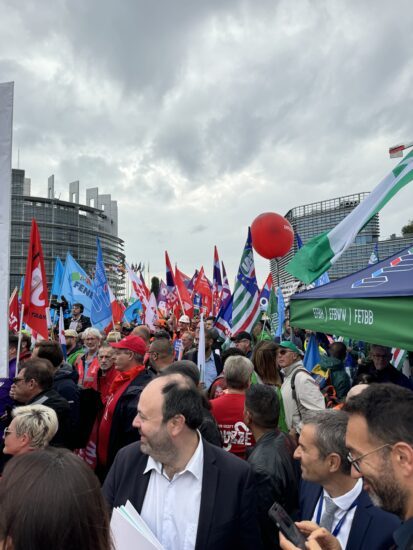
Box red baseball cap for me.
[110,335,147,355]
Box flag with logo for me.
[212,246,223,316]
[287,150,413,284]
[123,299,143,324]
[8,287,19,333]
[220,261,231,309]
[165,251,180,315]
[22,219,49,340]
[232,228,261,334]
[157,280,168,316]
[90,238,112,331]
[368,242,379,266]
[259,274,272,312]
[60,253,94,316]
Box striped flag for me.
[392,348,408,371]
[231,228,261,334]
[286,150,413,284]
[215,295,233,340]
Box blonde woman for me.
[3,404,58,457]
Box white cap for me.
[179,315,190,323]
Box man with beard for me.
[103,374,262,550]
[345,384,413,549]
[294,409,399,550]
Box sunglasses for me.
[277,349,293,356]
[12,377,25,384]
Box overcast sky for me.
[2,0,413,287]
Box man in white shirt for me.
[294,410,399,550]
[103,373,262,550]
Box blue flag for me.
[51,257,65,297]
[59,252,94,316]
[368,242,379,265]
[90,238,112,330]
[303,333,321,372]
[124,299,143,324]
[276,287,285,338]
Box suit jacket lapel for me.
[301,481,323,520]
[346,491,372,550]
[195,440,218,550]
[135,453,151,513]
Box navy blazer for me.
[299,480,400,550]
[103,438,263,550]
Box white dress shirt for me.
[311,478,363,549]
[140,434,204,550]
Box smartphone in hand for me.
[268,502,307,550]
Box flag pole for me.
[15,304,25,373]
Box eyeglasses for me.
[12,377,25,384]
[3,427,14,437]
[347,444,392,473]
[277,349,293,356]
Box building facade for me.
[271,192,413,286]
[10,169,125,298]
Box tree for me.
[150,276,160,297]
[402,220,413,236]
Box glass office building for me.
[10,169,125,298]
[271,192,412,286]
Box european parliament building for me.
[272,192,413,285]
[10,168,125,297]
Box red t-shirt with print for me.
[210,393,255,459]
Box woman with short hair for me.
[3,404,58,457]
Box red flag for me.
[140,272,150,300]
[193,267,213,316]
[22,219,49,340]
[9,287,19,333]
[175,266,194,318]
[111,300,125,325]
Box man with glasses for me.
[345,383,413,549]
[278,341,325,434]
[294,409,399,550]
[8,358,73,449]
[366,344,412,389]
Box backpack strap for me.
[291,368,313,421]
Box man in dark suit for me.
[103,373,262,550]
[64,302,91,333]
[294,409,400,550]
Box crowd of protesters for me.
[1,303,413,549]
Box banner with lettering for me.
[290,245,413,350]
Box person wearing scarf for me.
[96,335,153,481]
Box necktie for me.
[319,496,339,532]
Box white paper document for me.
[110,500,164,550]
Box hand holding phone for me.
[268,502,307,550]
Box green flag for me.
[266,287,279,337]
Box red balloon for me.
[251,212,294,259]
